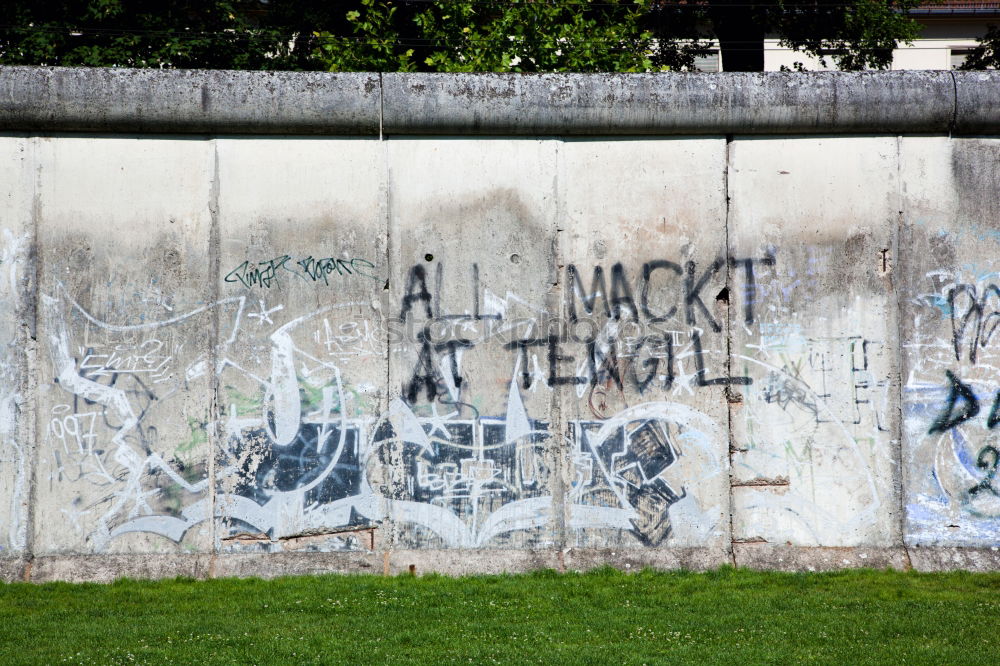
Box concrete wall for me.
[1,68,1000,581]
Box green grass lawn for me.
[0,566,997,665]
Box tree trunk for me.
[708,0,766,72]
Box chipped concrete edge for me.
[3,547,999,582]
[1,67,1000,135]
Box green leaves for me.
[773,0,926,71]
[314,0,663,73]
[961,24,1000,70]
[317,1,417,72]
[0,0,939,72]
[0,1,284,69]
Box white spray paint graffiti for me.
[0,230,31,554]
[37,270,732,552]
[23,249,915,554]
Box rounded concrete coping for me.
[0,67,382,135]
[1,66,998,135]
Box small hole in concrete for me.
[424,253,434,262]
[715,287,729,303]
[510,253,521,264]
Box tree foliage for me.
[0,1,274,69]
[771,0,925,71]
[960,24,1000,70]
[316,0,707,73]
[653,0,925,72]
[0,0,932,72]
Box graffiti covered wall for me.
[1,70,999,579]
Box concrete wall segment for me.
[0,136,35,561]
[0,66,999,578]
[386,138,561,550]
[555,138,731,551]
[899,136,1000,549]
[727,136,902,548]
[213,137,388,556]
[32,136,217,556]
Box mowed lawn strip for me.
[0,566,997,665]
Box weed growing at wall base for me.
[0,567,998,665]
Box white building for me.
[696,1,1000,71]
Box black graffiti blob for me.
[928,370,981,434]
[989,392,1000,430]
[969,446,1000,498]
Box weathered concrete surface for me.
[0,136,34,564]
[953,72,1000,134]
[732,545,910,571]
[212,552,381,579]
[31,554,214,583]
[382,72,957,135]
[33,136,217,556]
[0,67,380,135]
[213,137,388,555]
[4,546,993,582]
[728,136,901,547]
[0,69,999,581]
[562,547,728,572]
[898,136,1000,549]
[384,549,560,576]
[0,557,28,582]
[907,547,1000,572]
[386,138,560,550]
[556,137,730,552]
[4,68,1000,135]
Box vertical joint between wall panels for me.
[378,72,384,141]
[552,138,567,567]
[948,70,958,138]
[23,135,41,581]
[724,134,738,567]
[381,106,392,567]
[894,134,913,571]
[207,140,222,578]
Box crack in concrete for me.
[207,139,222,579]
[23,136,41,576]
[732,478,791,487]
[724,133,738,568]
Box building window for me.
[691,50,720,72]
[951,48,975,69]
